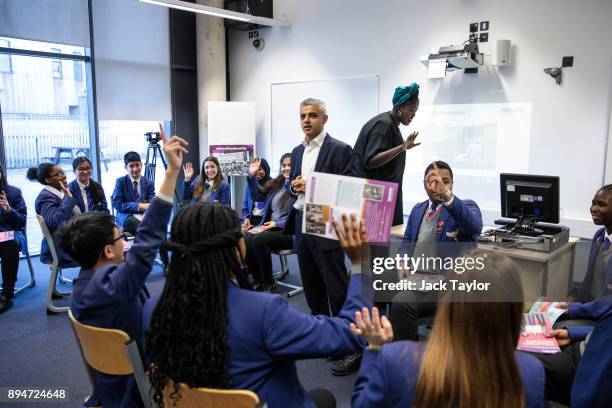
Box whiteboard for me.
[270,76,379,170]
[208,101,256,150]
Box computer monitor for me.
[500,173,560,224]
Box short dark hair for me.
[72,156,92,171]
[56,212,116,269]
[124,151,142,166]
[424,161,453,180]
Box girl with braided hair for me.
[145,205,371,408]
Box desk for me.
[390,224,578,302]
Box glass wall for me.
[0,38,91,254]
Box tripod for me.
[144,140,181,204]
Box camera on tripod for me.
[145,131,161,144]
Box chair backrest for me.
[68,309,134,375]
[163,382,261,408]
[36,214,59,266]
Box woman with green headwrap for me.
[353,83,421,226]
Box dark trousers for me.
[390,289,439,341]
[0,240,19,298]
[531,342,582,405]
[123,215,169,265]
[308,388,336,408]
[245,229,293,285]
[295,212,348,316]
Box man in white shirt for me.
[286,98,358,375]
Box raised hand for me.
[249,157,261,176]
[0,192,10,213]
[160,122,189,171]
[426,161,447,199]
[183,162,194,181]
[402,131,421,151]
[333,213,367,265]
[350,307,394,350]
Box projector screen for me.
[401,102,533,214]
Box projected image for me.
[424,124,497,170]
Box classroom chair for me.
[0,228,35,296]
[272,249,303,297]
[68,310,153,408]
[36,214,71,314]
[163,381,266,408]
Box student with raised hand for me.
[352,252,545,408]
[68,156,109,214]
[55,130,188,408]
[112,150,155,236]
[391,160,483,341]
[241,156,271,230]
[0,166,27,314]
[27,162,79,267]
[145,212,371,408]
[182,156,230,205]
[244,154,294,292]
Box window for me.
[0,39,12,73]
[73,52,83,81]
[51,48,63,79]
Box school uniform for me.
[182,176,231,206]
[0,185,27,298]
[244,177,295,285]
[391,196,483,340]
[34,186,80,267]
[68,179,109,214]
[242,158,271,223]
[574,228,612,302]
[533,297,612,407]
[352,341,545,408]
[71,196,173,408]
[285,132,355,316]
[112,175,155,229]
[144,269,370,408]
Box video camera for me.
[145,131,161,144]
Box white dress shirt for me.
[294,130,326,210]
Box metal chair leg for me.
[58,269,73,284]
[47,265,69,314]
[2,252,36,297]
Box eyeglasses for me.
[111,232,129,243]
[76,167,92,173]
[51,170,65,177]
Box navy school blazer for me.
[71,197,173,408]
[401,196,483,245]
[112,175,156,227]
[245,176,295,230]
[284,134,355,249]
[34,188,79,267]
[183,176,231,206]
[0,185,27,253]
[574,227,612,302]
[144,271,370,408]
[68,179,109,214]
[565,297,612,408]
[352,341,545,408]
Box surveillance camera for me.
[252,38,265,51]
[544,67,562,85]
